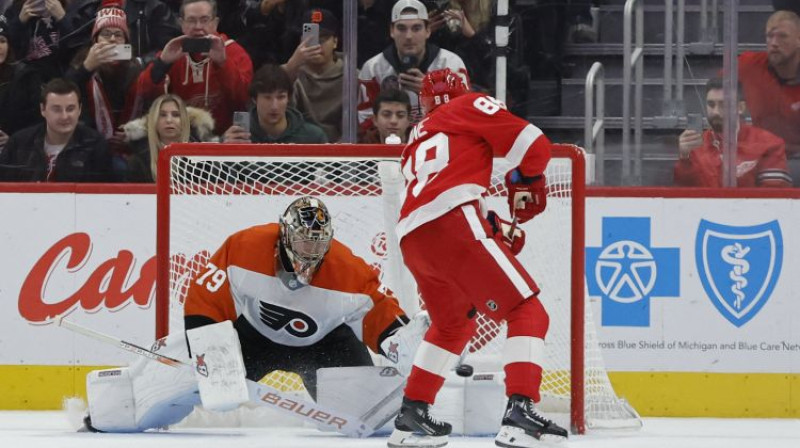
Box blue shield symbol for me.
[695,220,783,327]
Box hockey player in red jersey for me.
[388,69,568,448]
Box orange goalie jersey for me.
[183,223,407,353]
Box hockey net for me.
[156,143,640,433]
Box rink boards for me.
[0,185,799,417]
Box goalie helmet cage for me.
[155,143,640,435]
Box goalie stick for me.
[57,317,391,437]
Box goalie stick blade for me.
[246,381,371,437]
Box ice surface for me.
[1,411,799,448]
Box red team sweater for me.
[739,51,800,157]
[674,124,792,187]
[397,93,552,240]
[137,34,253,134]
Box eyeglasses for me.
[181,16,215,27]
[98,30,125,40]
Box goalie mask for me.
[420,68,469,114]
[277,197,333,288]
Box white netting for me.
[160,144,640,431]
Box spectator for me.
[674,78,792,188]
[288,8,342,142]
[359,88,411,144]
[426,0,494,90]
[122,93,215,182]
[136,0,253,134]
[6,0,73,81]
[358,0,469,128]
[0,78,114,182]
[65,1,144,139]
[62,0,181,61]
[0,13,44,144]
[739,10,800,185]
[222,64,327,144]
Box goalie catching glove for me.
[380,311,431,376]
[487,211,526,255]
[505,168,547,223]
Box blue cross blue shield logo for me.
[586,217,680,327]
[695,220,783,327]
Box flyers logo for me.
[196,354,209,377]
[259,302,319,338]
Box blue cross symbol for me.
[586,217,680,327]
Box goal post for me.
[155,143,638,434]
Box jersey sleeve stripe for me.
[504,123,544,167]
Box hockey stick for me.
[57,318,375,437]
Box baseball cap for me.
[303,8,340,36]
[391,0,429,23]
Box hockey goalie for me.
[80,196,428,433]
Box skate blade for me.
[495,425,567,447]
[388,428,448,448]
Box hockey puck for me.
[455,364,474,377]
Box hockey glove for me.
[505,169,547,224]
[487,210,526,255]
[379,311,431,377]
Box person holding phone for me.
[222,64,326,145]
[358,0,470,130]
[287,8,344,142]
[65,0,143,147]
[5,0,68,81]
[136,0,253,135]
[674,77,792,187]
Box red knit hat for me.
[92,0,129,41]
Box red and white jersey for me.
[396,93,552,240]
[183,224,406,353]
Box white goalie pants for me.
[85,333,200,432]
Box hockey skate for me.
[387,397,452,448]
[495,394,568,447]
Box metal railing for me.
[622,0,643,185]
[584,62,605,185]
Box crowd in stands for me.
[0,0,483,183]
[0,0,798,188]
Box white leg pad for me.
[86,333,200,432]
[186,321,249,412]
[86,367,137,432]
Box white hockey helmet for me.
[278,197,333,286]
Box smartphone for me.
[182,38,211,54]
[109,44,132,61]
[233,111,250,132]
[302,23,320,47]
[399,55,419,73]
[30,0,46,11]
[687,113,704,133]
